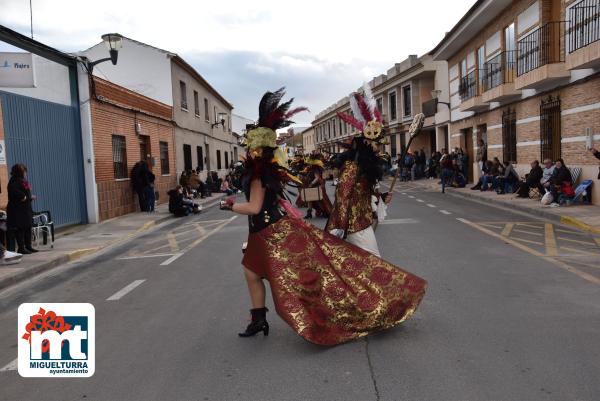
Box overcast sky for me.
[0,0,474,124]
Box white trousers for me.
[347,226,381,258]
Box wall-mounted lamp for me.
[87,33,123,73]
[212,112,227,128]
[431,90,450,108]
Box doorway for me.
[461,128,474,183]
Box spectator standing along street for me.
[7,164,37,254]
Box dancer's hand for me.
[220,197,235,211]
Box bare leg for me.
[243,267,266,308]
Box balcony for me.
[515,21,570,90]
[458,70,487,112]
[481,51,521,103]
[566,0,600,69]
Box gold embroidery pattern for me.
[243,217,427,346]
[326,161,373,234]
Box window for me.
[159,141,170,175]
[225,151,229,169]
[402,86,412,117]
[183,144,192,172]
[477,46,485,92]
[214,106,217,124]
[112,135,128,179]
[204,98,209,121]
[376,97,383,114]
[194,90,199,116]
[216,150,222,170]
[333,119,336,136]
[196,146,204,171]
[180,81,188,110]
[389,91,397,121]
[540,96,561,161]
[502,109,517,163]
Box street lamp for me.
[87,33,123,73]
[431,89,450,108]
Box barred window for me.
[160,141,170,175]
[112,135,128,179]
[216,150,222,170]
[502,108,517,163]
[225,151,229,169]
[540,96,561,161]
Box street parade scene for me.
[0,0,600,400]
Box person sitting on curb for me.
[480,158,503,191]
[471,160,493,190]
[168,185,201,217]
[550,158,574,204]
[494,161,520,194]
[516,160,543,198]
[540,159,555,192]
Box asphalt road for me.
[0,181,599,401]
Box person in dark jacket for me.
[516,160,543,198]
[549,158,573,200]
[131,161,151,212]
[7,164,37,254]
[591,148,600,179]
[145,168,156,213]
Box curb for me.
[0,193,227,291]
[445,188,600,234]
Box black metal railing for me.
[540,96,562,162]
[482,51,517,91]
[517,21,565,76]
[459,70,481,101]
[567,0,600,53]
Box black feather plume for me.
[255,87,307,131]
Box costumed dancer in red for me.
[220,88,427,346]
[326,83,393,257]
[302,153,333,219]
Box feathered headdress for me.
[246,87,308,150]
[337,82,384,141]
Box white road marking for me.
[427,204,436,208]
[160,216,237,266]
[379,218,419,225]
[117,253,176,260]
[106,279,146,301]
[408,195,415,199]
[401,192,407,195]
[160,253,184,266]
[416,199,425,203]
[0,358,17,372]
[440,210,452,215]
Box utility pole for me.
[30,0,33,38]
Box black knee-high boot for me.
[239,307,269,337]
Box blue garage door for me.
[0,90,87,227]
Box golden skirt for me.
[242,216,427,346]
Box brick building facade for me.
[432,0,600,202]
[90,77,176,220]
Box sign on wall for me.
[0,52,35,88]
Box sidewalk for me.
[394,178,600,234]
[0,193,226,290]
